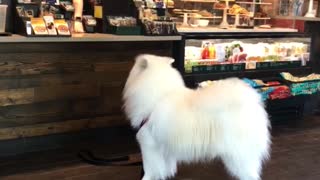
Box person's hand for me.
[73,20,84,33]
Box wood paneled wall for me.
[0,41,173,141]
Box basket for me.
[280,73,320,96]
[242,78,291,101]
[142,20,178,36]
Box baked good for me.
[229,4,249,15]
[190,13,202,18]
[165,0,174,7]
[213,2,226,9]
[198,10,213,17]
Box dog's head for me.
[122,54,184,128]
[124,54,174,91]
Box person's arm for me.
[73,0,84,33]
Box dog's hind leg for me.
[165,156,177,178]
[221,153,262,180]
[137,128,174,180]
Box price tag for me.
[245,61,257,70]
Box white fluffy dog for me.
[123,54,271,180]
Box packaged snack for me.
[31,18,48,35]
[54,19,71,36]
[269,86,291,100]
[43,16,57,35]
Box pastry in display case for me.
[184,37,310,74]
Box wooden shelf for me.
[181,0,219,3]
[235,1,272,5]
[254,17,271,20]
[228,14,271,19]
[178,15,223,19]
[200,16,223,19]
[227,13,251,16]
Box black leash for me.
[78,150,145,179]
[78,150,143,166]
[77,123,148,177]
[78,120,148,166]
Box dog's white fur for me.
[123,54,271,180]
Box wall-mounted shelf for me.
[228,16,271,20]
[179,15,223,19]
[254,17,271,20]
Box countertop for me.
[0,33,182,43]
[177,27,299,33]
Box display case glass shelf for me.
[235,1,272,5]
[177,26,297,33]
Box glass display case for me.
[184,36,311,74]
[167,0,320,32]
[175,32,313,88]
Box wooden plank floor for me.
[0,116,320,180]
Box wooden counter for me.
[0,34,181,143]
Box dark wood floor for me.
[1,116,320,180]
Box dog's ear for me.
[166,57,175,64]
[135,54,149,70]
